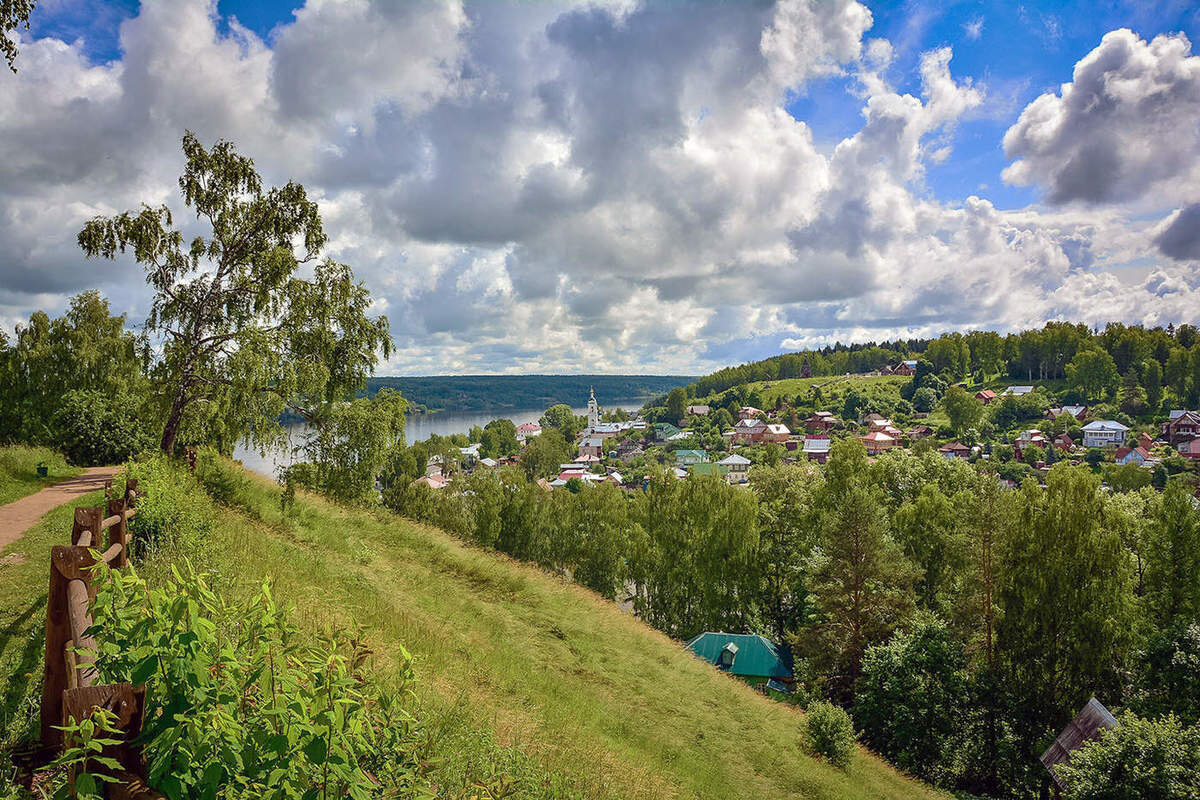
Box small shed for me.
[685,632,793,684]
[1040,697,1118,790]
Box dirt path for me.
[0,467,122,552]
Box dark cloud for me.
[1154,203,1200,261]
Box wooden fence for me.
[20,478,164,798]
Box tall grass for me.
[196,452,946,800]
[0,446,81,506]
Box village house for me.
[1082,420,1129,449]
[1162,410,1200,445]
[413,473,448,490]
[675,449,709,466]
[516,421,542,437]
[1041,699,1118,791]
[579,437,605,458]
[1138,431,1156,450]
[762,423,791,444]
[654,422,682,441]
[1003,385,1034,396]
[738,406,764,421]
[1179,438,1200,461]
[939,442,971,460]
[1014,429,1049,460]
[805,411,838,432]
[1046,404,1087,421]
[614,437,643,462]
[686,404,710,416]
[666,430,694,441]
[860,431,895,456]
[732,417,767,444]
[975,389,997,405]
[803,435,831,464]
[591,422,623,438]
[1114,446,1150,466]
[907,424,935,440]
[718,453,751,483]
[892,360,918,376]
[1054,433,1074,452]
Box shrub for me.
[52,389,155,466]
[1058,712,1200,799]
[124,453,215,555]
[89,561,424,799]
[803,700,856,768]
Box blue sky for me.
[4,0,1200,374]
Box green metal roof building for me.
[687,463,727,478]
[685,632,793,681]
[674,449,709,465]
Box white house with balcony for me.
[1082,420,1129,449]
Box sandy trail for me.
[0,467,122,552]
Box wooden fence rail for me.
[23,477,163,798]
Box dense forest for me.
[366,374,693,413]
[684,322,1199,402]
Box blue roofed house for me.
[686,632,793,690]
[1082,420,1129,449]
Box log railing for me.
[29,478,162,798]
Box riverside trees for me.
[78,133,392,456]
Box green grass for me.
[0,446,82,506]
[0,493,104,746]
[189,457,946,800]
[699,375,908,408]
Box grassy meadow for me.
[188,455,945,800]
[0,446,81,506]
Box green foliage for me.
[855,618,969,784]
[795,440,917,703]
[125,453,216,556]
[293,388,407,503]
[1058,712,1200,800]
[78,133,391,455]
[996,466,1136,762]
[1145,482,1200,625]
[52,389,155,466]
[665,387,687,421]
[520,428,574,480]
[0,445,79,505]
[0,1,34,71]
[0,291,149,446]
[803,701,856,768]
[538,403,584,439]
[1067,349,1120,403]
[88,561,423,799]
[911,386,939,413]
[479,418,519,460]
[1134,623,1200,727]
[48,707,126,800]
[750,463,823,639]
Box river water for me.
[233,400,646,478]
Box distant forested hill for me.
[366,374,695,412]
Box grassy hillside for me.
[700,375,909,408]
[187,456,943,799]
[0,446,81,506]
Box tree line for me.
[384,440,1200,798]
[685,322,1200,408]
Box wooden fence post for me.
[107,497,129,569]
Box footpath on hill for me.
[0,466,121,552]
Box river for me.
[233,399,647,478]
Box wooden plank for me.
[71,506,102,547]
[40,554,71,747]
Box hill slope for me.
[196,456,944,800]
[366,374,694,412]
